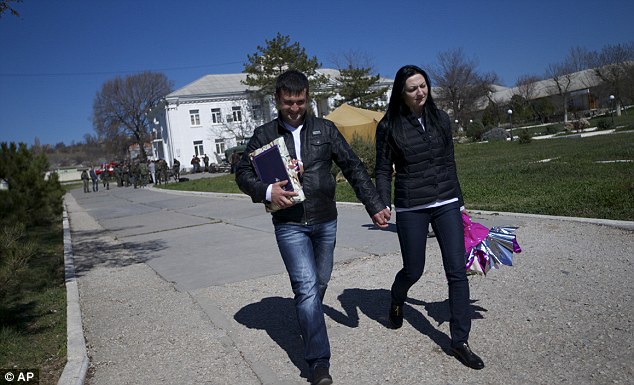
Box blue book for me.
[251,145,293,191]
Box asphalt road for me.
[64,182,634,385]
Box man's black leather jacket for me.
[236,115,385,225]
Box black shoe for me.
[389,303,403,329]
[312,366,333,385]
[452,342,485,370]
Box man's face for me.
[276,89,307,128]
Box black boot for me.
[389,303,403,329]
[452,342,485,370]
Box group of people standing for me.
[80,158,182,193]
[236,66,484,385]
[190,154,210,173]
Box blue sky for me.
[1,0,632,146]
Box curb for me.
[470,209,634,231]
[56,201,89,385]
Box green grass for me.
[160,174,241,193]
[455,133,634,220]
[160,132,634,221]
[0,221,67,385]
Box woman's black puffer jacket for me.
[375,110,464,209]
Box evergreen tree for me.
[242,33,329,98]
[335,65,388,110]
[0,142,64,227]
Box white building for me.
[148,69,393,171]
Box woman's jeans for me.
[274,219,336,370]
[392,202,471,347]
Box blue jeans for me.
[392,201,471,347]
[274,219,336,370]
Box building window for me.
[252,104,263,121]
[190,110,200,126]
[215,138,226,155]
[211,108,222,124]
[232,106,242,122]
[193,140,204,156]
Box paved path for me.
[64,182,634,385]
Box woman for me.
[375,65,484,370]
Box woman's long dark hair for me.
[383,65,448,145]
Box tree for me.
[590,42,634,115]
[429,48,498,128]
[0,142,64,227]
[242,33,329,99]
[331,50,388,111]
[515,74,541,122]
[545,62,575,123]
[93,71,173,160]
[0,0,21,18]
[208,98,262,151]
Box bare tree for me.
[591,42,634,115]
[208,99,261,144]
[515,74,541,122]
[545,62,575,123]
[93,72,173,160]
[430,48,497,127]
[0,0,21,18]
[565,46,596,72]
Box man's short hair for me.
[275,70,309,98]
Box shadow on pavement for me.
[234,296,309,380]
[71,229,168,275]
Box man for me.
[81,169,90,193]
[236,70,390,385]
[89,166,99,192]
[172,158,181,181]
[149,160,156,185]
[203,153,210,172]
[230,150,240,174]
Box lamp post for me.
[609,95,615,126]
[507,109,513,141]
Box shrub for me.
[332,134,376,178]
[482,127,510,142]
[465,121,486,141]
[596,118,615,130]
[572,118,590,131]
[518,128,532,144]
[0,223,36,300]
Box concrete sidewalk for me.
[62,184,634,385]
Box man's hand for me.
[371,207,392,228]
[270,180,299,209]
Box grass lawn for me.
[159,131,633,221]
[455,132,633,220]
[0,220,67,385]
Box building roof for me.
[167,68,394,100]
[489,68,603,105]
[167,73,256,99]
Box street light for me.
[609,95,615,126]
[507,109,513,141]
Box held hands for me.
[372,207,392,228]
[270,180,299,209]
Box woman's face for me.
[402,73,428,115]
